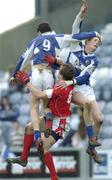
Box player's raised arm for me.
[72,0,88,34]
[79,0,88,19]
[74,57,98,85]
[55,31,101,49]
[13,43,34,77]
[72,31,101,41]
[9,41,34,85]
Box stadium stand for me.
[92,23,112,149]
[0,23,112,151]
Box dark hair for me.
[60,64,75,80]
[37,22,52,33]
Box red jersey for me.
[45,85,74,117]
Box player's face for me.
[58,73,63,80]
[57,66,64,80]
[86,37,101,52]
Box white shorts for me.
[52,117,70,138]
[73,84,96,101]
[31,67,54,90]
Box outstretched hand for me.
[80,0,88,19]
[16,71,30,85]
[44,55,57,65]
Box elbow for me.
[76,77,89,85]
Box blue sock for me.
[34,130,41,141]
[86,125,94,139]
[45,112,53,122]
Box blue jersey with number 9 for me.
[32,34,62,65]
[13,31,98,75]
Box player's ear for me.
[85,39,89,44]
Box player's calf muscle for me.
[43,136,56,152]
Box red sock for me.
[21,134,34,161]
[43,152,58,180]
[45,120,52,129]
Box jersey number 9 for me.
[43,39,51,51]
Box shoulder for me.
[27,37,38,48]
[53,86,64,96]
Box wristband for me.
[65,80,74,86]
[73,79,77,85]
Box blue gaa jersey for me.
[32,34,61,65]
[13,31,84,76]
[58,31,99,86]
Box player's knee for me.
[44,111,53,121]
[25,123,33,134]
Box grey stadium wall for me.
[0,17,40,71]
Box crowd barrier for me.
[0,148,111,180]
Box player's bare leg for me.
[83,102,101,147]
[72,92,101,141]
[83,102,102,163]
[86,102,103,165]
[90,100,103,136]
[43,135,56,154]
[72,91,90,106]
[72,92,102,164]
[44,108,53,138]
[72,92,94,135]
[29,92,40,131]
[72,92,102,137]
[29,92,44,150]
